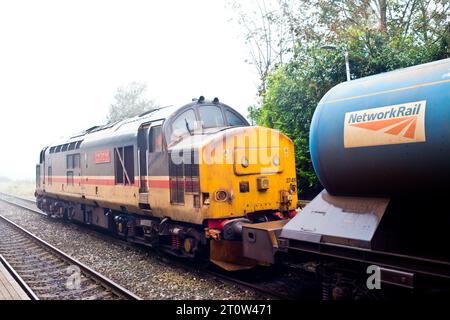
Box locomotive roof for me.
[45,99,248,150]
[46,105,178,148]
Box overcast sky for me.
[0,0,260,180]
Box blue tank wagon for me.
[242,59,450,298]
[310,58,450,196]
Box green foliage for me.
[252,49,346,197]
[246,0,449,198]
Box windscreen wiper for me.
[185,118,193,135]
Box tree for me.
[107,82,157,123]
[233,0,449,198]
[229,0,298,95]
[253,49,347,197]
[232,0,449,87]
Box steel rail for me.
[203,269,293,300]
[0,253,39,300]
[0,211,141,300]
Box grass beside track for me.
[0,180,35,198]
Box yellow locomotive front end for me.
[196,126,298,270]
[199,126,297,218]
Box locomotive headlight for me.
[215,190,228,201]
[272,155,280,166]
[241,156,249,168]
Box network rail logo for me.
[344,100,426,148]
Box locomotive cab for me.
[157,98,298,269]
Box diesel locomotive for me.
[35,97,298,271]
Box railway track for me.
[0,196,141,300]
[0,192,316,300]
[0,193,43,215]
[204,266,319,300]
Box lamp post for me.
[320,45,351,81]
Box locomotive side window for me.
[68,142,77,151]
[225,109,247,126]
[169,153,185,204]
[73,154,80,168]
[170,109,196,142]
[67,155,72,169]
[67,171,74,185]
[39,149,45,163]
[198,105,225,128]
[48,166,52,185]
[36,165,40,188]
[114,146,135,186]
[149,126,162,152]
[67,154,81,169]
[184,150,199,194]
[115,148,124,184]
[124,146,135,185]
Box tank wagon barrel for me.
[310,58,450,197]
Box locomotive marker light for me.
[215,190,228,202]
[257,176,269,191]
[272,155,280,166]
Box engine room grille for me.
[169,150,199,204]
